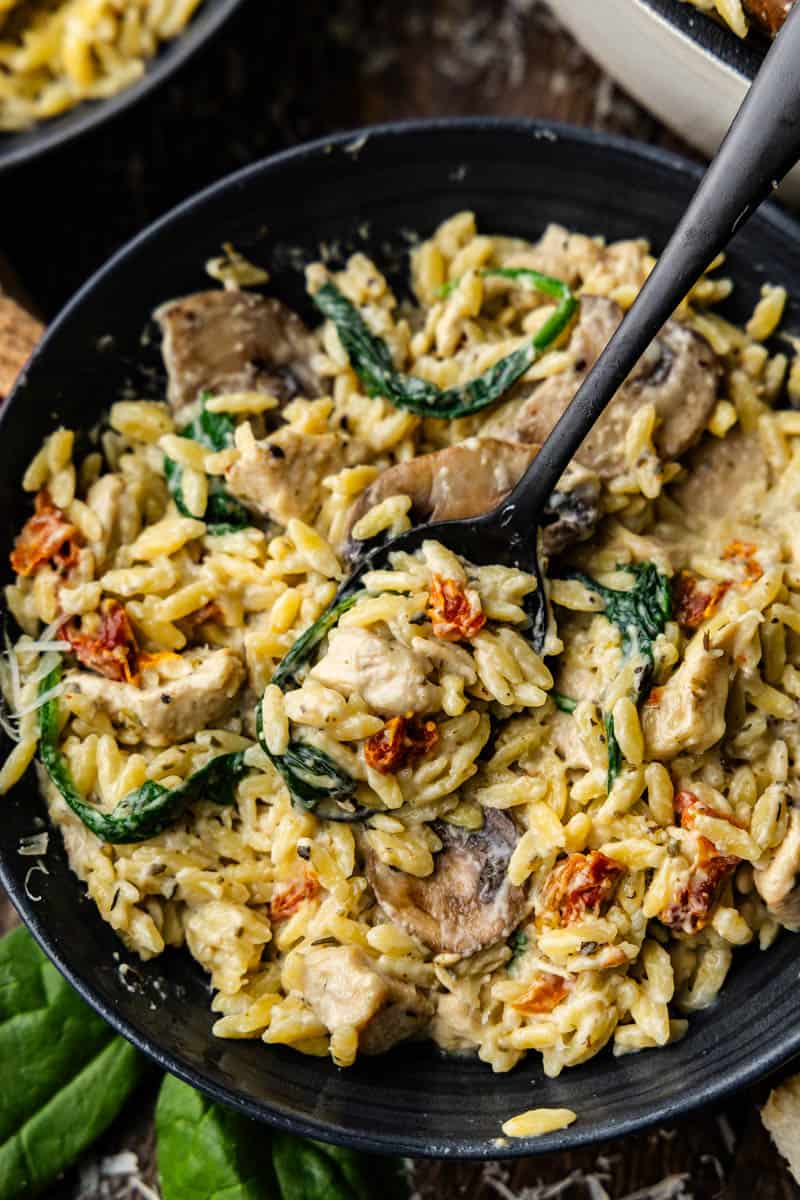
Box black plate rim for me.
[636,0,766,80]
[3,116,800,1158]
[0,0,244,174]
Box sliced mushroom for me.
[155,290,322,412]
[755,806,800,931]
[344,437,600,561]
[483,296,719,478]
[366,809,526,957]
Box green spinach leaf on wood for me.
[0,927,146,1200]
[156,1075,276,1200]
[156,1076,409,1200]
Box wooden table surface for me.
[2,2,799,1196]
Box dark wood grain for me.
[1,1,798,1196]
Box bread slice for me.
[762,1074,800,1184]
[0,294,44,403]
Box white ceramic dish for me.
[550,0,800,206]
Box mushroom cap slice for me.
[483,296,719,478]
[366,809,526,957]
[155,289,322,412]
[344,437,600,562]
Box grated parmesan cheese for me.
[18,832,48,856]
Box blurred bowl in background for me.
[0,0,244,174]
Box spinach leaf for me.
[258,593,370,821]
[38,661,248,842]
[156,1077,408,1200]
[0,927,146,1200]
[164,395,250,534]
[507,929,529,970]
[552,691,577,714]
[312,272,577,420]
[156,1075,276,1200]
[272,1134,376,1200]
[562,563,671,790]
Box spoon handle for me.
[504,2,800,520]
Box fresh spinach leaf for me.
[0,926,146,1200]
[164,395,250,533]
[561,562,671,790]
[38,661,248,842]
[156,1075,276,1200]
[312,272,576,420]
[156,1077,408,1200]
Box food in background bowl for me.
[3,210,800,1081]
[684,0,796,36]
[0,0,205,131]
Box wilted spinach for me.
[562,562,671,790]
[38,661,247,843]
[257,593,370,822]
[312,269,576,420]
[164,395,251,533]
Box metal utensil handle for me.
[503,3,800,521]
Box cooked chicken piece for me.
[755,807,800,931]
[431,989,484,1052]
[344,438,600,560]
[641,630,733,760]
[155,290,321,412]
[745,0,794,34]
[301,944,432,1054]
[366,809,526,956]
[225,425,361,527]
[483,297,719,478]
[64,648,244,746]
[310,625,440,716]
[0,295,43,402]
[86,475,123,570]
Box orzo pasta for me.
[2,212,799,1079]
[0,0,205,131]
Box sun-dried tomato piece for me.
[660,790,741,933]
[427,574,486,641]
[675,789,746,831]
[723,540,763,588]
[269,869,320,921]
[10,490,82,578]
[660,836,740,935]
[673,571,731,630]
[364,714,440,775]
[64,598,139,684]
[181,601,224,631]
[539,850,625,927]
[512,971,570,1015]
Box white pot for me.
[550,0,800,206]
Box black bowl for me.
[2,118,800,1158]
[0,0,243,173]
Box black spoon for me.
[336,3,800,643]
